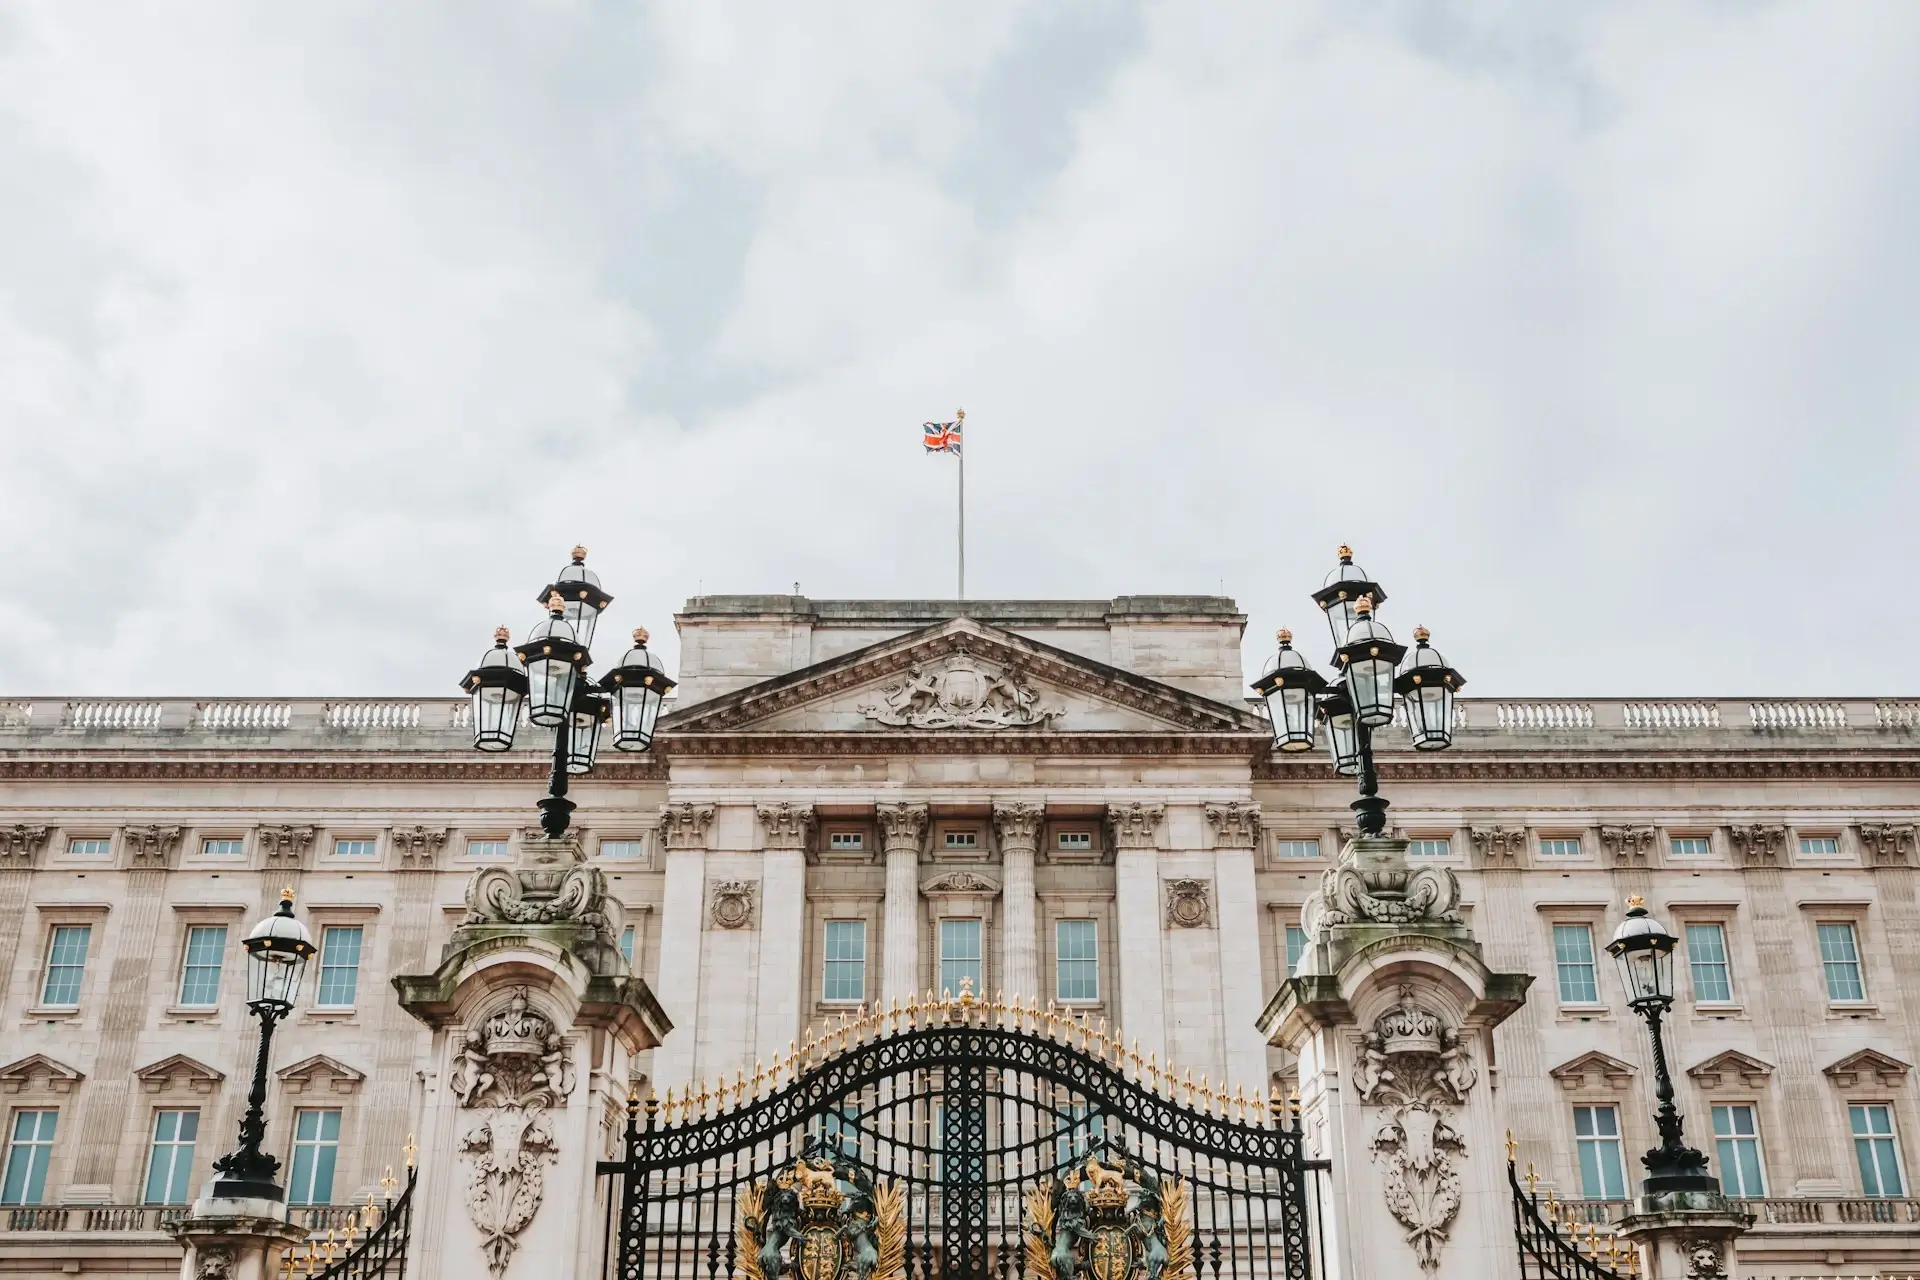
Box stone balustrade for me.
[0,1203,362,1236]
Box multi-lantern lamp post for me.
[1607,897,1720,1194]
[461,547,677,838]
[1251,546,1466,836]
[208,891,317,1201]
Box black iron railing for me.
[286,1163,416,1280]
[1511,1157,1636,1279]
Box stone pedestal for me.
[1260,837,1532,1280]
[166,1196,308,1280]
[1617,1190,1752,1280]
[395,835,672,1280]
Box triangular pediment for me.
[1686,1050,1773,1089]
[1824,1048,1911,1088]
[1548,1051,1637,1090]
[134,1054,224,1095]
[0,1053,84,1094]
[661,618,1265,740]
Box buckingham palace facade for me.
[0,594,1917,1279]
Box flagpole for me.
[956,407,965,600]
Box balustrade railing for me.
[1622,701,1720,730]
[1877,701,1920,730]
[197,700,293,731]
[63,701,165,731]
[1749,701,1849,731]
[1496,702,1595,731]
[0,1203,361,1234]
[1512,1193,1920,1230]
[323,701,422,731]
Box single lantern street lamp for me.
[1607,896,1719,1194]
[209,890,316,1201]
[460,547,676,838]
[1253,546,1465,836]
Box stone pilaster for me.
[1617,1196,1752,1280]
[755,803,814,1065]
[356,847,441,1191]
[651,803,714,1091]
[1107,802,1166,1063]
[1741,862,1843,1191]
[1205,803,1266,1096]
[878,804,928,1004]
[992,803,1042,1003]
[167,1200,308,1280]
[71,857,169,1192]
[1469,826,1557,1181]
[0,827,48,1029]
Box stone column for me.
[755,803,814,1065]
[0,827,49,1007]
[878,804,928,1004]
[168,1199,308,1280]
[651,804,714,1093]
[1107,803,1167,1063]
[1205,803,1267,1097]
[1263,836,1532,1280]
[992,803,1043,1003]
[1617,1198,1751,1280]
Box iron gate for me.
[601,994,1321,1280]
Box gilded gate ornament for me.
[736,1147,905,1280]
[1022,1148,1193,1280]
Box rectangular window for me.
[1851,1105,1906,1198]
[943,830,978,850]
[315,926,363,1008]
[1711,1104,1765,1197]
[815,1105,862,1159]
[67,838,112,857]
[1818,922,1866,1002]
[1685,924,1733,1003]
[939,919,982,998]
[1057,831,1093,852]
[827,833,864,852]
[466,839,509,859]
[143,1110,199,1205]
[600,839,646,860]
[1407,838,1451,859]
[1055,1103,1106,1165]
[1573,1105,1626,1200]
[178,926,227,1006]
[1,1111,57,1205]
[200,839,245,857]
[332,839,377,858]
[619,926,635,970]
[823,921,867,1002]
[1275,839,1321,860]
[1669,836,1712,858]
[41,925,91,1006]
[1285,925,1308,976]
[1056,920,1099,1002]
[1798,836,1841,857]
[1539,838,1583,858]
[287,1109,341,1206]
[1554,924,1600,1004]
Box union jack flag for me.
[923,420,962,455]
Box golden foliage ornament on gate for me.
[736,1149,905,1280]
[1022,1149,1193,1280]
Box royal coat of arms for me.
[737,1147,905,1280]
[1023,1148,1193,1280]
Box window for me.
[1407,838,1451,859]
[1057,831,1093,852]
[1285,925,1308,976]
[287,1109,341,1206]
[939,919,982,997]
[1274,839,1320,860]
[1055,1103,1106,1165]
[1818,922,1866,1002]
[601,839,646,860]
[178,926,227,1006]
[823,921,866,1002]
[814,1105,863,1159]
[1553,924,1600,1004]
[332,839,377,858]
[1539,838,1582,858]
[1685,924,1733,1003]
[943,830,978,850]
[67,838,111,857]
[1,1111,57,1205]
[466,840,509,859]
[1799,836,1841,857]
[41,925,91,1006]
[144,1110,199,1204]
[201,839,245,857]
[1852,1105,1906,1197]
[827,833,864,853]
[1573,1106,1626,1199]
[1711,1105,1765,1197]
[315,926,363,1008]
[1056,920,1098,1002]
[1669,836,1712,858]
[619,926,635,970]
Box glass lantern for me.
[1334,597,1407,728]
[243,891,316,1013]
[1319,688,1362,777]
[605,628,677,751]
[515,595,588,727]
[564,684,610,774]
[1606,896,1678,1009]
[461,626,529,751]
[1310,545,1387,652]
[538,545,614,652]
[1394,625,1464,751]
[1251,629,1326,752]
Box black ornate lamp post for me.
[1252,546,1466,836]
[209,891,315,1200]
[460,546,675,837]
[1607,896,1718,1194]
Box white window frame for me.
[1273,837,1322,861]
[1850,1104,1906,1198]
[1573,1104,1627,1200]
[1552,923,1602,1006]
[287,1108,342,1206]
[942,830,980,851]
[938,918,983,998]
[1056,831,1094,852]
[177,925,228,1008]
[1668,835,1713,858]
[827,832,865,853]
[598,838,647,861]
[1406,837,1453,859]
[330,837,378,859]
[464,839,510,860]
[1,1110,59,1206]
[313,925,364,1009]
[143,1109,200,1205]
[65,837,113,858]
[1054,919,1099,1003]
[1710,1103,1765,1198]
[822,920,867,1004]
[199,838,246,858]
[1538,836,1584,858]
[1797,834,1842,859]
[1816,920,1868,1004]
[40,925,92,1008]
[1683,922,1735,1005]
[1285,925,1308,976]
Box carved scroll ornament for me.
[860,660,1059,729]
[1316,849,1461,928]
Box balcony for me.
[0,1203,362,1235]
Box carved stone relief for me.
[0,825,49,869]
[1728,825,1786,868]
[258,825,316,870]
[877,804,930,855]
[1597,826,1656,868]
[1681,1237,1727,1280]
[124,825,183,870]
[195,1244,235,1280]
[1311,840,1461,933]
[393,826,449,871]
[1164,879,1213,929]
[757,803,815,853]
[1105,803,1164,852]
[860,658,1059,729]
[990,802,1043,852]
[1204,802,1262,850]
[465,838,611,937]
[659,803,716,851]
[709,880,758,930]
[1859,823,1918,868]
[1467,827,1525,868]
[922,870,1000,895]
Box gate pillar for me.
[395,835,672,1280]
[1260,837,1532,1280]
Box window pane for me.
[316,927,363,1007]
[1056,920,1098,1001]
[1286,926,1308,976]
[1554,925,1599,1003]
[42,925,91,1005]
[601,840,646,859]
[2,1111,57,1205]
[289,1110,341,1205]
[824,921,866,1002]
[1539,838,1581,857]
[1275,839,1320,859]
[179,926,227,1006]
[939,919,982,998]
[1669,837,1711,857]
[1711,1106,1764,1197]
[466,840,509,858]
[67,838,112,857]
[145,1109,199,1204]
[1573,1106,1625,1199]
[1818,923,1865,1001]
[201,839,245,857]
[1852,1105,1906,1197]
[1685,924,1732,1002]
[1407,839,1450,858]
[1799,836,1840,857]
[619,926,635,968]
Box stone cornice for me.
[1256,753,1920,782]
[0,755,667,782]
[662,731,1269,758]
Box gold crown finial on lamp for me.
[1337,544,1353,559]
[632,626,650,645]
[546,591,565,614]
[1413,625,1431,642]
[1354,594,1374,617]
[571,545,588,562]
[281,886,295,903]
[1627,893,1647,909]
[1276,628,1292,643]
[493,624,511,644]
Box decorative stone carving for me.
[464,837,612,935]
[1859,823,1918,868]
[1164,879,1213,929]
[133,1054,224,1096]
[257,825,316,870]
[860,658,1059,729]
[196,1244,235,1280]
[922,870,1000,895]
[1312,839,1461,931]
[757,803,815,853]
[0,825,49,868]
[1598,826,1657,868]
[1681,1237,1727,1280]
[709,880,758,930]
[0,1054,84,1095]
[124,825,183,870]
[1204,802,1261,850]
[1822,1048,1911,1089]
[1686,1050,1773,1091]
[1548,1051,1637,1092]
[1105,803,1164,852]
[877,803,930,854]
[393,826,449,871]
[1467,827,1525,868]
[659,803,716,851]
[1352,987,1477,1271]
[1727,825,1786,868]
[991,802,1044,850]
[276,1054,365,1096]
[450,988,575,1279]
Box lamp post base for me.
[207,1176,286,1202]
[537,794,576,838]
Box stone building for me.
[0,594,1916,1278]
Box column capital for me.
[257,825,315,871]
[756,802,815,853]
[0,824,49,869]
[990,802,1043,852]
[877,803,929,855]
[1104,802,1164,852]
[1203,801,1261,850]
[660,802,717,851]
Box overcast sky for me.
[2,2,1916,699]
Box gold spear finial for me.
[381,1165,397,1195]
[1505,1129,1517,1162]
[1525,1162,1538,1197]
[404,1133,417,1167]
